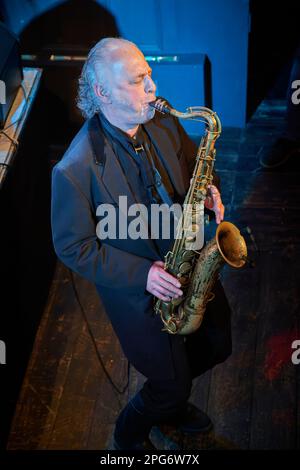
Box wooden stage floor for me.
[7,100,300,450]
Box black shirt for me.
[98,112,174,204]
[98,112,178,258]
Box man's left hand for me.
[204,184,225,224]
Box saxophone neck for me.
[150,99,222,135]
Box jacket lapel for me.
[88,114,136,208]
[88,114,160,261]
[145,119,186,198]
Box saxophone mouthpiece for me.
[149,98,171,114]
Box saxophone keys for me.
[177,275,189,287]
[181,250,194,261]
[178,261,192,274]
[172,297,183,306]
[186,235,197,243]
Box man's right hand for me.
[146,260,183,301]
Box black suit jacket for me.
[51,110,222,379]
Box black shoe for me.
[177,402,213,433]
[113,393,156,450]
[113,436,157,451]
[259,137,300,168]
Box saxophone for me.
[150,99,248,335]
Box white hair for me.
[77,37,138,119]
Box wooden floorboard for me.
[7,99,300,450]
[7,264,84,450]
[205,264,259,449]
[249,251,299,449]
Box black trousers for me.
[114,280,232,447]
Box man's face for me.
[102,47,157,130]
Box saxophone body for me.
[150,99,247,335]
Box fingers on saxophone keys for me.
[221,204,225,220]
[158,271,181,288]
[218,204,225,224]
[208,184,219,195]
[154,286,181,301]
[158,279,183,298]
[215,202,225,224]
[153,290,171,302]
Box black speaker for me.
[0,21,23,128]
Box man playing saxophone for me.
[51,37,232,450]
